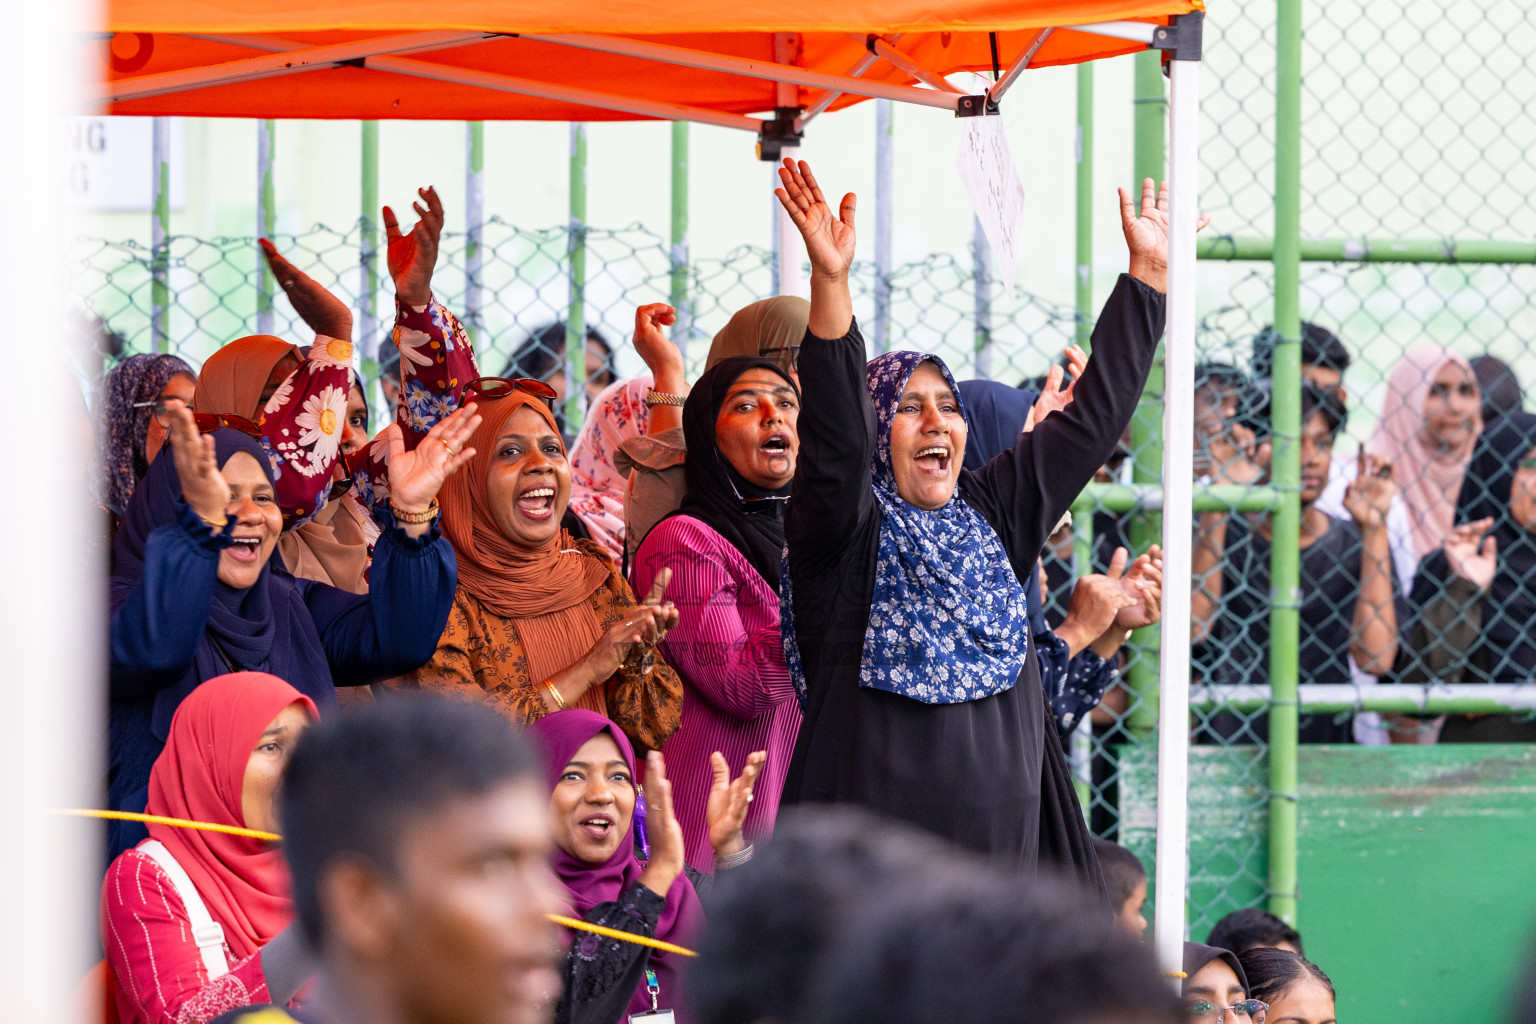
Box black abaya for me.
[781,274,1165,887]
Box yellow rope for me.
[61,809,699,957]
[57,808,282,842]
[549,914,698,957]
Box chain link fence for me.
[71,0,1536,948]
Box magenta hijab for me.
[529,709,704,1017]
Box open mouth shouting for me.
[515,484,557,522]
[579,812,616,841]
[914,443,952,477]
[225,534,264,564]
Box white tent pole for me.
[102,31,498,103]
[1,0,96,1017]
[873,99,894,353]
[774,35,804,298]
[1154,53,1199,987]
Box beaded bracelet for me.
[390,498,440,525]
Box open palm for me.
[1118,178,1210,290]
[384,185,444,307]
[775,159,857,278]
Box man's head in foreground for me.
[281,697,564,1024]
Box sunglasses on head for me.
[462,376,559,404]
[135,400,261,439]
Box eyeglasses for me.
[1186,999,1268,1024]
[760,344,802,371]
[462,376,559,403]
[135,400,261,439]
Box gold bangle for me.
[644,389,686,408]
[390,498,440,525]
[545,680,567,711]
[200,514,229,531]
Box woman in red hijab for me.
[101,672,318,1024]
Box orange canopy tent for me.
[99,0,1202,133]
[96,0,1209,987]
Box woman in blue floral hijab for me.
[775,160,1180,884]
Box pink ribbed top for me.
[633,515,803,873]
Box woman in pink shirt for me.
[101,672,317,1024]
[632,351,799,873]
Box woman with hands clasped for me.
[531,709,762,1024]
[393,356,685,753]
[631,300,805,873]
[775,160,1190,883]
[107,397,470,859]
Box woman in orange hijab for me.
[395,380,684,753]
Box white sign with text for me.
[956,115,1025,295]
[66,116,186,212]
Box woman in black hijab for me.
[631,354,799,873]
[1184,942,1265,1024]
[1399,410,1536,740]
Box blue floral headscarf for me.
[782,352,1031,707]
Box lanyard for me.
[645,968,660,1012]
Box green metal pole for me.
[566,123,589,432]
[1075,63,1095,350]
[1268,0,1305,931]
[669,121,691,360]
[1126,49,1167,735]
[360,122,380,353]
[256,120,277,337]
[1198,235,1536,263]
[465,121,485,347]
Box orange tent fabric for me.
[100,0,1200,121]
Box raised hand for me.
[1444,518,1497,591]
[1024,344,1089,432]
[637,751,687,897]
[384,186,445,308]
[775,159,857,280]
[166,404,230,528]
[260,239,353,341]
[380,402,481,519]
[632,303,683,379]
[1343,453,1397,531]
[1117,179,1211,293]
[706,750,765,859]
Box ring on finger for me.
[440,438,460,457]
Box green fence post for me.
[466,122,485,347]
[669,121,691,358]
[256,120,276,337]
[150,117,171,354]
[1127,50,1167,734]
[359,122,380,356]
[1267,0,1305,930]
[566,123,589,432]
[1075,63,1095,351]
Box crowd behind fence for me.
[70,0,1536,943]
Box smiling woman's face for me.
[888,361,967,510]
[485,404,571,549]
[546,732,635,864]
